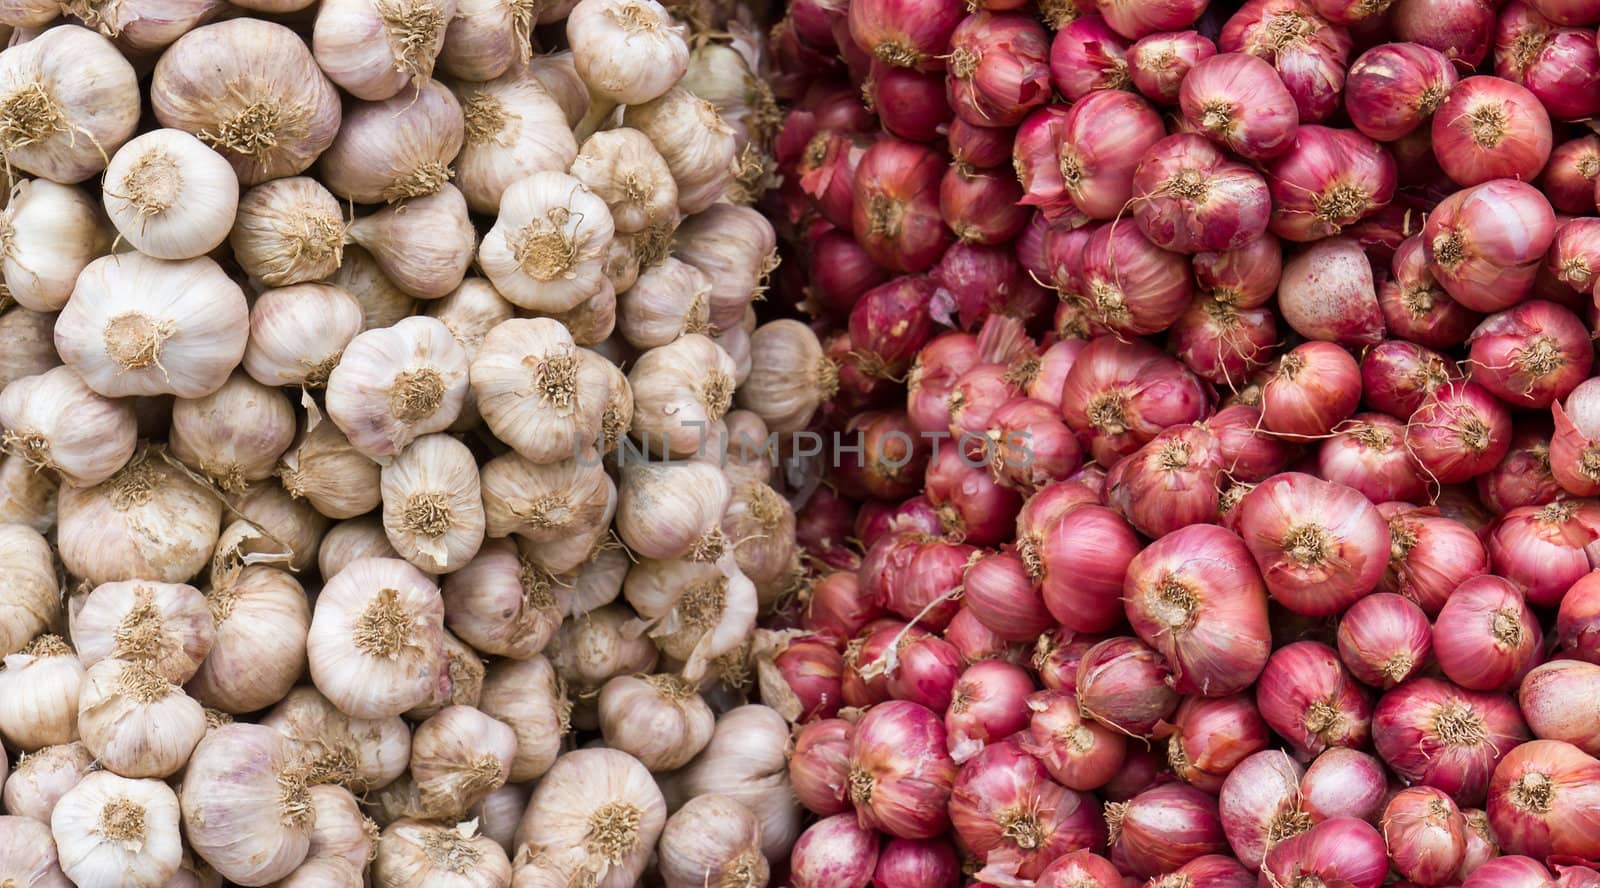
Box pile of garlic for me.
[0,0,832,883]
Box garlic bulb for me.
[539,279,619,346]
[525,50,590,126]
[327,316,471,462]
[623,88,737,215]
[738,319,834,435]
[596,358,634,458]
[716,410,773,488]
[151,19,343,185]
[2,743,93,824]
[452,68,578,215]
[470,784,530,856]
[52,771,183,888]
[603,238,640,296]
[567,0,687,105]
[405,627,485,720]
[571,129,678,236]
[187,566,310,715]
[168,854,221,888]
[362,773,427,828]
[723,481,797,584]
[672,204,778,332]
[0,814,70,887]
[0,179,110,312]
[274,856,364,887]
[616,457,732,560]
[101,129,238,260]
[548,604,657,698]
[617,257,712,350]
[77,658,206,778]
[278,418,383,520]
[318,516,405,579]
[681,42,775,157]
[305,785,379,871]
[0,453,58,533]
[597,673,714,771]
[623,556,757,676]
[479,449,614,552]
[320,80,463,204]
[562,542,628,617]
[64,0,225,53]
[0,525,56,658]
[225,483,332,573]
[262,687,410,793]
[0,26,139,183]
[56,253,249,399]
[476,655,569,782]
[329,247,420,331]
[380,434,484,574]
[56,451,222,586]
[374,819,512,888]
[0,636,82,751]
[0,0,56,27]
[244,284,364,389]
[409,705,516,818]
[438,0,529,81]
[427,279,514,430]
[308,556,447,719]
[1,367,136,489]
[657,794,769,888]
[0,303,60,390]
[515,748,666,888]
[669,704,799,861]
[472,317,611,463]
[716,318,753,388]
[73,580,213,684]
[346,184,477,300]
[170,373,297,493]
[441,536,563,658]
[230,178,346,288]
[628,334,737,458]
[312,0,456,101]
[479,172,614,313]
[180,723,313,885]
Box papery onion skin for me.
[1127,31,1218,104]
[1300,747,1387,823]
[1021,688,1127,791]
[1059,336,1211,467]
[1130,133,1272,254]
[1381,234,1483,351]
[791,813,879,888]
[872,837,963,888]
[1488,501,1598,608]
[791,718,855,816]
[1434,574,1544,691]
[1361,339,1460,420]
[851,140,954,274]
[1057,91,1168,222]
[1518,660,1600,756]
[1178,52,1301,161]
[946,12,1053,127]
[1169,294,1279,388]
[1467,300,1592,409]
[1423,178,1557,313]
[1486,739,1600,862]
[849,276,938,380]
[1541,135,1600,214]
[1317,414,1427,505]
[1462,855,1558,888]
[1106,424,1225,538]
[1046,16,1134,102]
[1193,235,1283,310]
[1265,127,1398,243]
[1260,343,1362,439]
[1392,0,1497,66]
[949,740,1107,881]
[1255,640,1374,758]
[847,0,967,72]
[1344,42,1459,142]
[1260,816,1390,888]
[1160,694,1271,793]
[1236,472,1389,617]
[944,659,1034,763]
[1218,0,1354,123]
[1276,237,1386,346]
[1478,426,1564,516]
[1035,849,1124,887]
[1038,504,1144,633]
[1373,677,1530,806]
[1431,75,1552,186]
[847,700,959,839]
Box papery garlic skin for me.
[278,420,384,523]
[623,556,758,676]
[1,367,136,488]
[331,247,421,331]
[55,253,248,399]
[571,129,678,236]
[480,172,614,313]
[56,452,222,586]
[470,783,530,855]
[623,88,738,215]
[0,26,139,184]
[305,785,379,871]
[628,333,737,457]
[73,580,214,684]
[657,793,770,888]
[262,687,411,793]
[151,19,343,185]
[598,673,715,771]
[244,284,365,389]
[548,604,658,705]
[64,0,226,53]
[2,743,95,824]
[561,543,628,618]
[170,372,297,493]
[76,658,206,779]
[0,304,61,391]
[188,566,310,715]
[472,317,611,464]
[225,483,331,573]
[373,819,513,888]
[438,0,528,81]
[740,320,834,434]
[320,80,464,204]
[326,316,470,462]
[722,481,797,584]
[0,453,59,533]
[0,636,83,751]
[479,448,614,552]
[515,748,666,888]
[567,0,688,105]
[616,458,733,561]
[616,257,712,349]
[427,278,515,430]
[312,0,457,101]
[273,855,364,887]
[452,68,578,215]
[0,0,57,27]
[713,410,774,488]
[403,626,485,720]
[477,655,569,782]
[525,50,590,127]
[230,178,346,288]
[380,433,486,574]
[681,42,775,159]
[441,537,563,658]
[52,771,182,888]
[0,814,71,887]
[0,525,58,659]
[308,557,447,719]
[668,704,800,861]
[318,516,406,579]
[595,357,634,458]
[180,723,313,885]
[346,184,477,299]
[102,129,239,260]
[672,203,778,332]
[409,705,516,818]
[0,179,111,312]
[537,279,619,346]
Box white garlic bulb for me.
[244,283,365,389]
[405,628,486,722]
[628,333,737,458]
[426,279,515,431]
[623,87,738,215]
[55,253,249,399]
[0,524,58,659]
[561,542,629,618]
[274,856,364,887]
[327,316,471,462]
[738,319,834,434]
[723,481,797,585]
[538,278,618,346]
[77,658,206,779]
[602,238,640,296]
[681,41,775,157]
[479,171,614,313]
[56,451,221,586]
[262,687,411,793]
[170,372,297,493]
[312,0,457,101]
[151,19,343,186]
[0,814,70,887]
[0,179,111,312]
[410,705,516,818]
[472,317,611,464]
[308,557,447,719]
[329,247,420,331]
[515,748,666,888]
[438,0,529,81]
[0,26,139,184]
[2,743,94,824]
[320,80,464,204]
[73,580,214,684]
[278,419,384,520]
[52,771,183,888]
[0,453,58,533]
[230,177,346,288]
[597,673,714,771]
[441,537,563,658]
[547,604,657,699]
[64,0,225,53]
[452,69,578,215]
[346,184,477,300]
[187,566,310,715]
[716,410,774,488]
[225,483,332,573]
[567,0,688,105]
[657,794,769,888]
[0,303,61,391]
[669,704,800,861]
[596,357,634,458]
[570,128,679,235]
[180,723,314,885]
[673,203,778,332]
[623,557,758,677]
[1,367,136,488]
[716,318,753,387]
[477,654,569,782]
[0,635,83,751]
[318,516,405,580]
[373,819,512,888]
[305,784,379,871]
[525,50,590,127]
[616,257,713,350]
[479,448,614,553]
[615,455,732,561]
[473,786,530,859]
[101,129,239,260]
[380,433,486,574]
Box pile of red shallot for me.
[757,0,1600,883]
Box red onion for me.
[1038,505,1143,633]
[867,62,953,143]
[791,813,879,888]
[1265,127,1398,242]
[1559,865,1600,887]
[1076,636,1181,737]
[1032,629,1101,692]
[847,700,959,838]
[1014,479,1099,574]
[1022,688,1127,790]
[1360,339,1460,419]
[945,659,1035,762]
[1496,5,1600,121]
[1374,678,1529,806]
[1028,338,1087,407]
[1479,425,1564,515]
[1260,343,1363,438]
[948,118,1016,170]
[847,0,966,71]
[1169,294,1279,387]
[1458,808,1500,879]
[1379,234,1483,350]
[908,331,981,434]
[1255,640,1374,758]
[946,12,1052,127]
[1383,786,1470,885]
[1013,108,1082,225]
[800,130,868,230]
[1336,592,1434,689]
[1423,178,1557,312]
[806,571,882,646]
[1548,219,1600,296]
[1178,52,1301,160]
[1127,31,1218,103]
[835,410,930,501]
[1193,235,1283,309]
[808,230,891,320]
[1106,424,1224,538]
[790,0,846,51]
[1038,222,1099,303]
[886,539,975,631]
[1236,473,1389,616]
[844,623,913,707]
[1519,660,1600,755]
[1060,336,1211,466]
[944,605,1024,665]
[1161,694,1271,792]
[947,335,1029,447]
[1405,381,1514,485]
[1489,501,1600,607]
[1210,404,1295,482]
[1108,783,1228,877]
[1218,749,1309,869]
[1093,0,1206,38]
[1487,739,1600,861]
[1150,855,1255,887]
[777,637,848,722]
[873,838,962,888]
[791,718,855,816]
[885,632,965,712]
[1300,747,1387,823]
[1276,237,1386,346]
[1035,850,1124,888]
[1344,43,1459,141]
[851,140,953,273]
[1047,15,1133,100]
[1260,817,1390,888]
[1074,222,1192,337]
[1525,0,1600,25]
[1131,134,1272,254]
[861,532,925,618]
[1057,91,1167,221]
[1317,414,1427,504]
[949,740,1107,882]
[1434,575,1543,691]
[1104,745,1171,802]
[1391,0,1497,66]
[1432,77,1553,186]
[1219,0,1353,123]
[1541,135,1600,213]
[1015,210,1057,283]
[985,397,1083,492]
[962,548,1053,642]
[1557,570,1600,663]
[1463,855,1559,888]
[925,434,1026,541]
[849,275,937,378]
[1468,300,1592,409]
[939,169,1028,248]
[931,244,1038,331]
[829,331,902,415]
[1553,379,1600,496]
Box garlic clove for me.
[261,686,412,794]
[597,673,715,771]
[101,128,239,261]
[278,418,384,520]
[0,302,62,391]
[627,333,738,459]
[669,704,801,861]
[305,784,380,872]
[438,0,526,82]
[672,203,778,332]
[404,626,485,720]
[616,256,713,350]
[737,319,835,434]
[657,793,770,888]
[230,177,346,288]
[318,79,464,205]
[547,603,657,700]
[317,516,406,580]
[0,179,112,313]
[408,704,516,819]
[0,452,59,533]
[524,50,591,127]
[312,0,457,101]
[441,536,565,659]
[326,315,471,463]
[623,87,739,215]
[187,565,310,715]
[345,184,477,300]
[479,447,614,551]
[0,26,140,184]
[571,127,679,235]
[2,742,95,824]
[224,482,333,574]
[328,246,422,331]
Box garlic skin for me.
[151,19,343,186]
[373,819,512,888]
[717,315,753,387]
[318,517,405,579]
[0,513,67,658]
[525,50,591,127]
[0,26,139,184]
[278,419,383,520]
[478,171,615,314]
[477,655,569,781]
[56,452,222,587]
[0,179,111,312]
[571,129,679,236]
[470,783,529,856]
[441,537,563,658]
[52,771,183,888]
[230,178,346,288]
[64,0,226,54]
[682,41,776,159]
[326,316,471,462]
[0,454,59,534]
[101,129,239,260]
[1,367,135,489]
[330,247,420,331]
[540,278,619,346]
[262,687,410,793]
[596,357,634,458]
[380,433,486,574]
[409,705,516,818]
[672,204,778,332]
[567,0,688,105]
[404,627,484,720]
[623,556,758,677]
[598,673,714,771]
[0,304,60,391]
[188,566,310,715]
[308,557,447,719]
[0,814,70,887]
[623,88,738,215]
[244,283,365,389]
[628,333,738,458]
[617,257,713,349]
[669,704,800,861]
[3,743,94,824]
[715,410,774,488]
[438,0,529,81]
[180,723,314,886]
[320,80,464,205]
[76,658,206,779]
[226,483,332,574]
[55,253,249,399]
[170,373,297,493]
[561,543,628,618]
[426,279,515,430]
[452,66,578,215]
[738,320,834,434]
[515,748,667,888]
[615,461,732,561]
[548,604,657,701]
[0,0,56,27]
[274,856,364,887]
[73,580,214,684]
[723,481,797,584]
[472,317,611,464]
[657,794,770,888]
[0,636,81,752]
[346,184,477,300]
[479,448,614,551]
[312,0,457,101]
[305,785,379,871]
